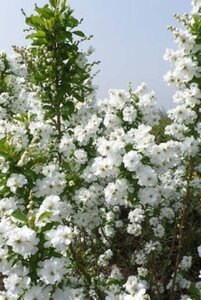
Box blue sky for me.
[0,0,191,108]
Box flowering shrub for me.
[0,0,200,299]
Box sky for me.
[0,0,191,109]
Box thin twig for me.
[170,160,194,300]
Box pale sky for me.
[0,1,191,108]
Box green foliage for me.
[0,138,16,160]
[189,284,201,300]
[0,53,11,93]
[37,211,53,222]
[11,210,28,223]
[151,109,171,143]
[18,0,97,124]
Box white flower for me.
[197,245,201,257]
[41,163,59,176]
[59,134,75,157]
[134,251,146,265]
[127,223,142,236]
[35,195,67,227]
[128,207,144,223]
[0,217,14,246]
[168,105,197,125]
[0,92,9,105]
[0,248,12,274]
[7,226,39,258]
[74,187,95,206]
[24,285,52,300]
[38,258,67,285]
[53,288,84,300]
[123,151,142,172]
[173,29,195,52]
[132,124,155,151]
[103,224,115,237]
[144,241,160,254]
[0,291,16,299]
[179,256,192,270]
[192,0,201,14]
[123,106,137,123]
[74,149,87,164]
[104,178,129,206]
[0,197,18,217]
[164,48,182,63]
[127,206,145,236]
[136,165,158,187]
[75,53,87,68]
[135,82,149,95]
[98,249,113,267]
[108,89,129,110]
[33,167,66,198]
[29,121,54,149]
[137,267,148,278]
[97,138,124,158]
[0,156,9,173]
[153,224,165,238]
[91,156,118,178]
[174,56,201,83]
[124,275,147,297]
[180,296,193,300]
[6,173,27,193]
[110,265,123,280]
[4,272,31,298]
[0,60,5,72]
[160,207,175,220]
[45,225,73,254]
[138,187,161,206]
[103,112,122,129]
[181,136,199,157]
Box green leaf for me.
[41,221,60,232]
[26,31,46,40]
[32,39,48,46]
[11,210,28,223]
[62,101,75,118]
[68,16,79,28]
[189,284,201,300]
[0,187,9,197]
[0,174,7,185]
[35,5,54,19]
[0,138,16,159]
[49,0,58,8]
[73,92,84,102]
[56,32,72,43]
[73,30,85,38]
[38,211,52,222]
[26,15,45,29]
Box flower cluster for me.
[0,0,200,299]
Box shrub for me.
[0,0,200,299]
